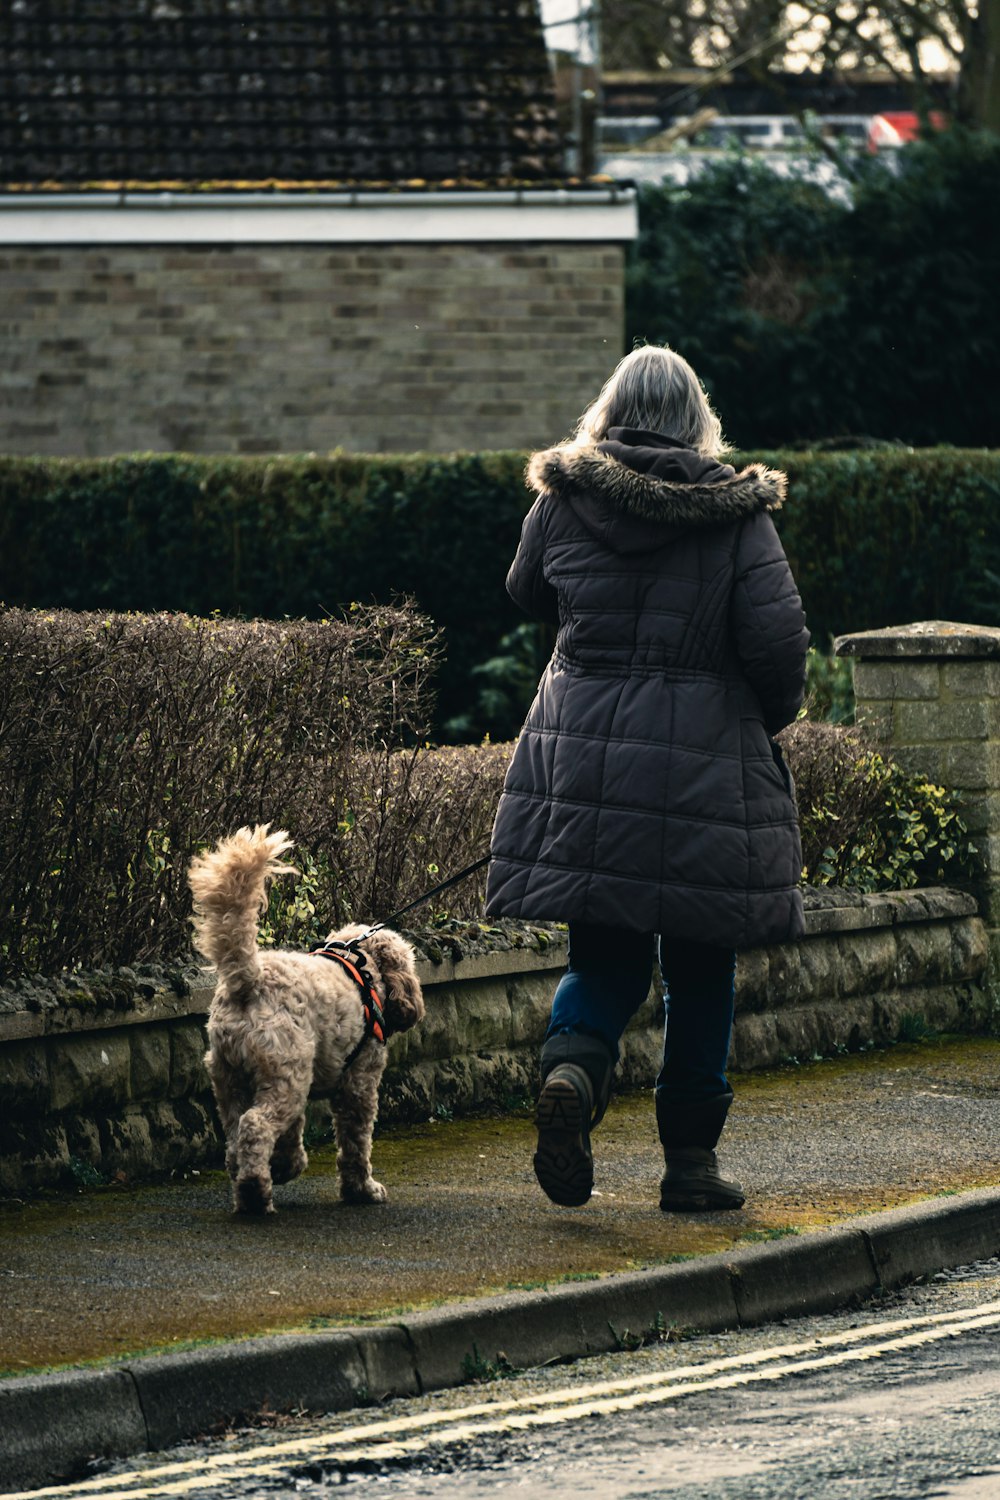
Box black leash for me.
[378,852,491,931]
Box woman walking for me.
[485,345,809,1213]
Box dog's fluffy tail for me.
[188,825,296,996]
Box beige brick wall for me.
[0,242,625,456]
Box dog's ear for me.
[365,930,425,1033]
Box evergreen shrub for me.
[779,721,978,892]
[2,447,998,738]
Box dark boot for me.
[533,1032,614,1208]
[656,1089,745,1212]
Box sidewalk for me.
[2,1035,1000,1489]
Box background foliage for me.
[626,128,1000,450]
[802,646,855,724]
[600,0,989,123]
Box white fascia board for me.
[0,190,638,244]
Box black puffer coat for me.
[485,427,810,948]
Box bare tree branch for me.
[600,0,977,114]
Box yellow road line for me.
[8,1301,1000,1500]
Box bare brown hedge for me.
[4,602,976,983]
[1,604,503,976]
[266,741,513,952]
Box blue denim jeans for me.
[546,922,737,1106]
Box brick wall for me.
[0,242,624,456]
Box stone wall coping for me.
[0,986,211,1045]
[800,886,977,933]
[0,887,978,1047]
[412,938,570,988]
[836,621,1000,660]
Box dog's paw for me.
[271,1148,308,1185]
[341,1177,387,1205]
[235,1175,275,1215]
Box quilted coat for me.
[485,427,810,948]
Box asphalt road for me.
[21,1259,1000,1500]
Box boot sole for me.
[659,1186,745,1213]
[534,1077,593,1208]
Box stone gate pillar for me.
[835,621,1000,1003]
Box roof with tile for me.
[0,0,566,191]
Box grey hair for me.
[572,345,729,457]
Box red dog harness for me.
[310,937,387,1068]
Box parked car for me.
[684,114,884,152]
[698,115,804,149]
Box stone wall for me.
[0,241,623,457]
[837,621,1000,1002]
[0,888,989,1195]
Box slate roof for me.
[0,0,566,190]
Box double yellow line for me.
[10,1300,1000,1500]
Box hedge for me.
[1,447,999,731]
[0,604,513,977]
[0,605,977,980]
[0,451,527,730]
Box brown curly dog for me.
[188,825,424,1215]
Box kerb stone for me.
[400,1290,587,1391]
[565,1259,740,1353]
[128,1332,368,1451]
[859,1186,1000,1288]
[727,1228,879,1325]
[0,1368,146,1490]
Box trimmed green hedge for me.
[2,447,999,727]
[757,447,1000,651]
[0,450,528,726]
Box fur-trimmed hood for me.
[526,440,786,553]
